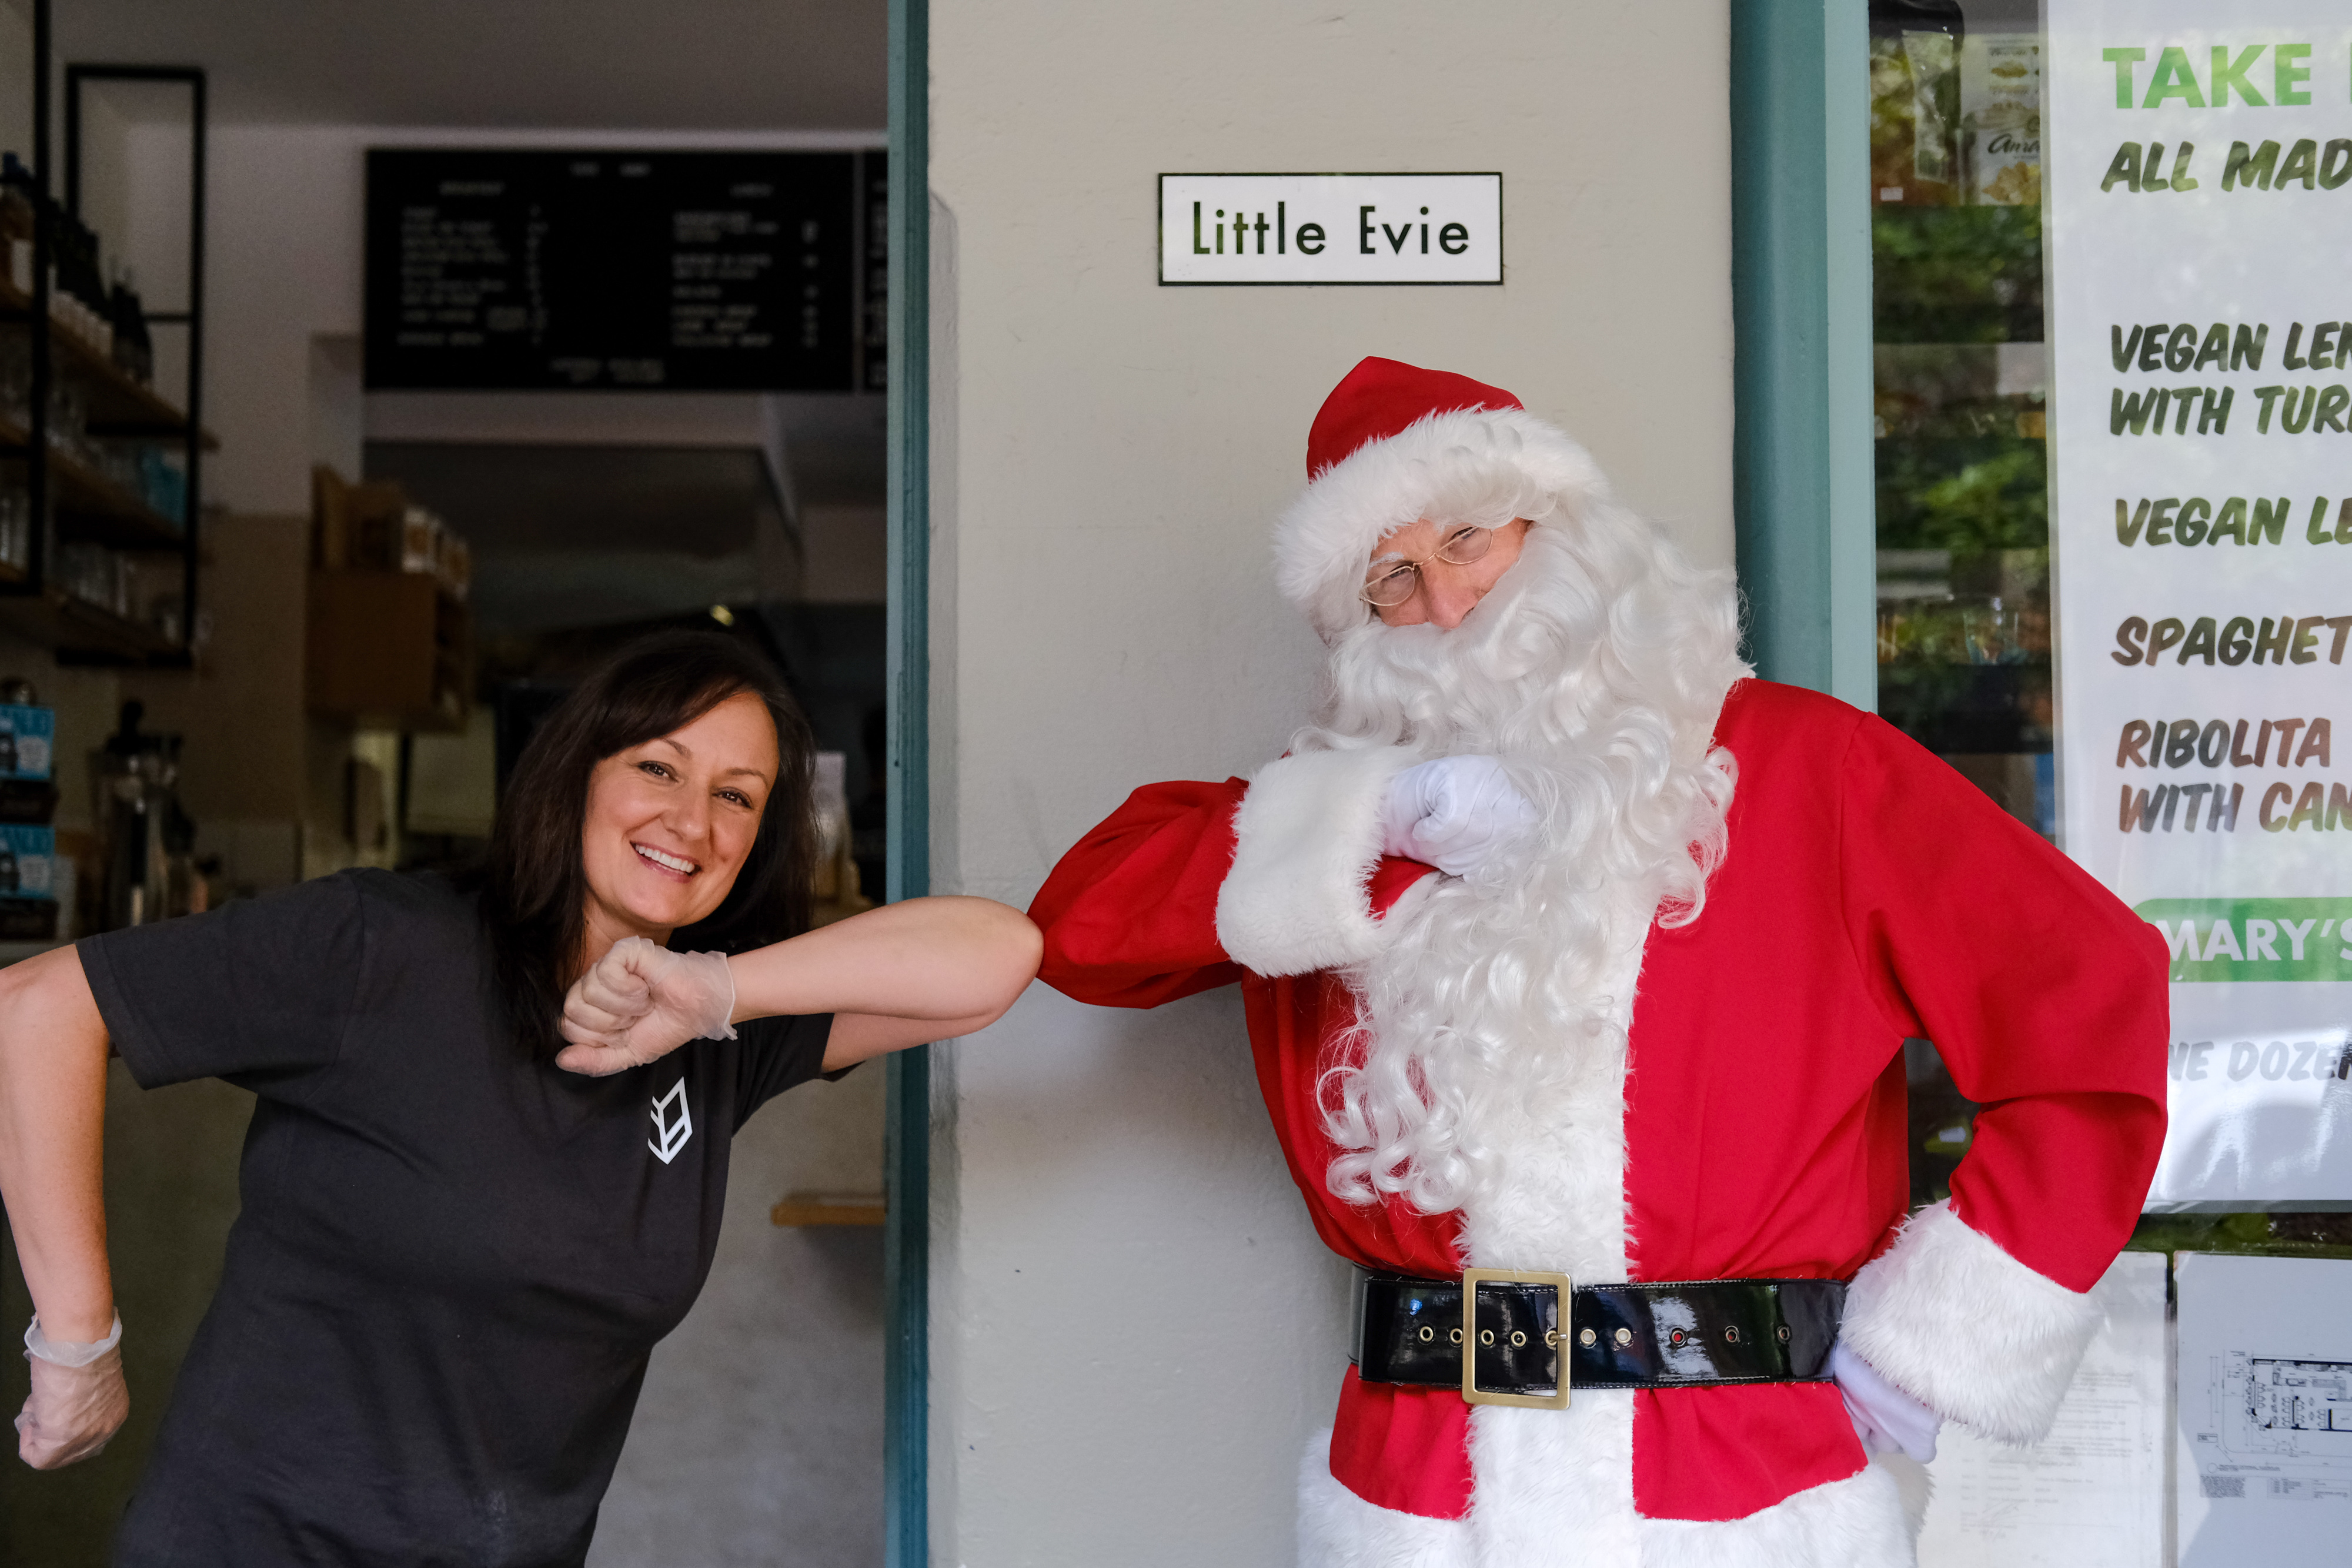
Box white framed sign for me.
[2046,2,2352,1208]
[1157,173,1502,285]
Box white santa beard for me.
[1310,522,1742,1222]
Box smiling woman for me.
[0,630,1040,1567]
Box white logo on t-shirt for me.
[648,1078,693,1164]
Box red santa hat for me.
[1274,356,1609,645]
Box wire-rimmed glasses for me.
[1359,524,1496,609]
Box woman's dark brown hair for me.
[480,630,817,1057]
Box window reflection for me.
[1871,0,2053,838]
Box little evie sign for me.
[1157,173,1503,285]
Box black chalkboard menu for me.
[364,149,883,392]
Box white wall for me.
[927,1,1733,1561]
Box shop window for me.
[1869,0,2054,849]
[1865,19,2352,1560]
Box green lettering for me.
[2233,323,2269,371]
[2277,138,2319,190]
[2324,141,2352,191]
[2104,46,2148,108]
[2193,323,2230,372]
[2210,45,2269,106]
[2210,497,2249,546]
[2275,42,2313,106]
[2102,142,2145,193]
[2144,46,2207,108]
[2176,498,2212,546]
[2224,140,2280,190]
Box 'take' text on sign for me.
[1158,173,1504,285]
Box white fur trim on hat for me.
[1215,746,1423,976]
[1837,1200,2104,1446]
[1275,405,1612,646]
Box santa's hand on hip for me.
[1377,755,1538,878]
[1829,1339,1942,1464]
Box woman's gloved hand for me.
[1829,1339,1941,1464]
[16,1313,128,1470]
[1378,755,1540,878]
[555,937,737,1078]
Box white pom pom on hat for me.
[1274,356,1610,645]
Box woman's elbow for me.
[988,905,1045,1009]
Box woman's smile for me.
[632,842,699,879]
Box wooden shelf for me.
[0,277,218,446]
[0,583,181,663]
[0,413,185,548]
[306,570,473,733]
[769,1193,886,1228]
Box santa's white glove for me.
[555,936,738,1078]
[1378,755,1539,878]
[1830,1339,1940,1464]
[16,1312,128,1470]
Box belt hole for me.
[1544,1329,1560,1348]
[1669,1329,1685,1347]
[1479,1329,1495,1346]
[1451,1328,1464,1345]
[1510,1330,1526,1348]
[1613,1327,1632,1348]
[1579,1328,1598,1348]
[1725,1326,1740,1344]
[1418,1326,1434,1342]
[1777,1326,1790,1343]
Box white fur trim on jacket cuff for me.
[1215,746,1420,977]
[1838,1199,2103,1446]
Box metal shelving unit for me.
[0,0,206,666]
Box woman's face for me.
[579,690,781,947]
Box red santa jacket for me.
[1030,679,2169,1524]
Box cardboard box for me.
[0,704,54,780]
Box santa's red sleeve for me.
[1830,714,2170,1445]
[1033,747,1426,1002]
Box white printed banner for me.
[2047,3,2352,1206]
[1157,174,1501,285]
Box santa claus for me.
[1028,358,2169,1566]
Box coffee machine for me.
[93,700,193,929]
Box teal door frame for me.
[882,0,930,1562]
[1730,0,1877,707]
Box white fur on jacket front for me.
[1299,1426,1922,1568]
[1838,1199,2102,1446]
[1217,747,1420,976]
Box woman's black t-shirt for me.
[78,870,834,1568]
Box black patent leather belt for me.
[1351,1269,1845,1409]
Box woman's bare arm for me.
[726,895,1042,1070]
[0,948,116,1343]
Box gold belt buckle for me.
[1461,1267,1573,1410]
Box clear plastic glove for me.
[555,936,738,1078]
[1830,1339,1941,1464]
[16,1313,127,1470]
[1378,755,1540,878]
